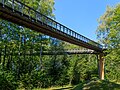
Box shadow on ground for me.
[73,80,120,90]
[52,86,73,90]
[51,80,120,90]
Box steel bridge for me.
[0,0,104,80]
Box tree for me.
[20,0,55,17]
[0,0,55,89]
[97,4,120,82]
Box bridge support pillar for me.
[98,53,104,80]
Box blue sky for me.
[54,0,120,41]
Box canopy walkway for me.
[0,0,104,80]
[0,0,103,52]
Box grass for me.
[73,80,120,90]
[18,80,120,90]
[33,85,73,90]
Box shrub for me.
[0,70,17,90]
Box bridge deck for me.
[0,0,103,52]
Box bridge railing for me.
[0,0,103,49]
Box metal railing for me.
[0,0,103,49]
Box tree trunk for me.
[0,28,2,63]
[3,45,7,68]
[39,40,43,70]
[17,34,22,79]
[6,49,12,70]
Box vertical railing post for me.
[55,23,57,29]
[46,17,48,27]
[98,53,104,80]
[35,12,38,22]
[51,20,53,28]
[61,25,63,32]
[59,24,61,31]
[28,7,31,19]
[12,0,15,12]
[41,15,43,25]
[21,4,24,16]
[69,30,71,36]
[2,0,5,7]
[63,26,64,32]
[66,28,68,34]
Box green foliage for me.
[0,68,17,90]
[20,0,55,18]
[0,22,99,88]
[0,0,55,89]
[68,54,98,85]
[0,0,106,89]
[73,80,120,90]
[97,4,120,81]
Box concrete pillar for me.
[98,53,104,80]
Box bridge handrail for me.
[0,0,103,49]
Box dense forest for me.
[0,0,120,90]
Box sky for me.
[54,0,120,41]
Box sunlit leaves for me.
[97,4,120,82]
[20,0,55,18]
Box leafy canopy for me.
[97,4,120,82]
